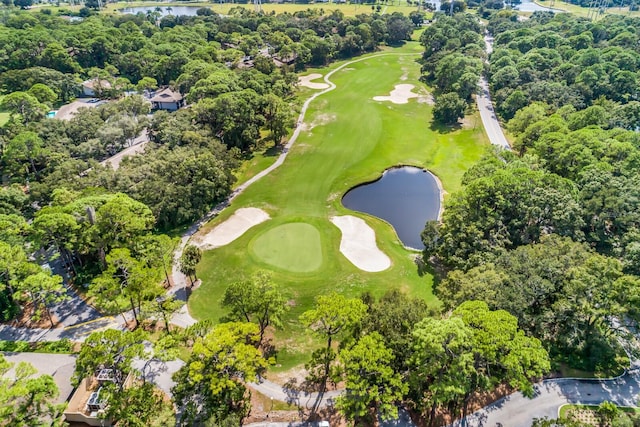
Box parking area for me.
[55,98,106,120]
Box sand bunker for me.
[331,215,391,272]
[194,208,269,249]
[298,73,330,90]
[373,84,430,105]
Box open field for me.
[534,0,640,17]
[29,0,431,17]
[188,39,489,369]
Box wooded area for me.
[423,12,640,378]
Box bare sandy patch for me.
[417,92,435,105]
[298,73,330,90]
[193,207,269,249]
[373,84,431,105]
[331,215,391,272]
[302,112,337,133]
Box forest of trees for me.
[423,11,640,374]
[419,14,485,124]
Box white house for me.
[149,87,185,111]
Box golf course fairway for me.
[188,39,489,370]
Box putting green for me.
[250,223,322,273]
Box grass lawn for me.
[250,222,323,273]
[189,40,489,370]
[534,0,640,17]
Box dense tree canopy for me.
[421,11,640,378]
[0,354,65,427]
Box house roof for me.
[149,87,184,103]
[2,352,77,404]
[82,79,111,90]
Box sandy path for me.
[331,215,391,272]
[192,207,270,249]
[298,73,330,90]
[373,84,431,104]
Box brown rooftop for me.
[149,87,184,103]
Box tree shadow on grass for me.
[415,255,447,301]
[430,120,462,134]
[263,143,283,157]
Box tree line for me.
[422,11,640,374]
[419,13,485,124]
[173,278,549,427]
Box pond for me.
[341,166,441,250]
[513,0,562,12]
[118,6,206,16]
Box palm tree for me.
[165,6,173,14]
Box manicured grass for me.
[234,144,283,185]
[250,222,323,273]
[534,0,640,17]
[189,40,488,369]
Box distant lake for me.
[514,0,562,12]
[342,166,441,250]
[118,6,207,16]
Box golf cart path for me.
[248,378,342,409]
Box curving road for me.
[248,377,342,409]
[450,370,640,427]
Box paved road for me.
[43,251,103,328]
[132,342,185,397]
[450,371,640,427]
[100,131,149,170]
[476,34,510,150]
[55,98,105,121]
[245,408,415,427]
[0,317,122,343]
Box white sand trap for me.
[195,208,269,249]
[373,84,428,105]
[298,73,330,90]
[331,215,391,272]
